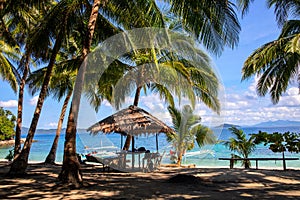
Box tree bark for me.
[244,159,250,169]
[8,31,63,176]
[58,105,83,187]
[59,0,101,187]
[176,151,183,166]
[122,85,142,150]
[14,51,30,158]
[282,151,286,171]
[45,90,72,164]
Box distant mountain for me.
[252,120,300,128]
[21,127,87,134]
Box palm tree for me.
[26,60,78,164]
[166,105,217,166]
[59,0,109,187]
[242,19,300,103]
[58,0,242,186]
[224,127,256,168]
[1,0,53,158]
[108,0,244,150]
[86,29,221,151]
[8,0,72,176]
[108,43,221,150]
[241,1,300,103]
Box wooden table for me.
[116,151,146,170]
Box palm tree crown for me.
[241,0,300,104]
[224,127,256,168]
[167,105,217,166]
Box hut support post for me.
[156,134,158,152]
[132,136,135,169]
[120,135,123,150]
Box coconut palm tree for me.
[60,0,242,186]
[242,20,300,103]
[59,0,162,186]
[109,0,243,150]
[26,59,78,164]
[7,0,75,176]
[1,0,53,158]
[166,105,217,166]
[240,1,300,103]
[106,42,220,151]
[224,127,256,168]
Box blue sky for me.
[1,1,300,129]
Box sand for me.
[0,161,300,199]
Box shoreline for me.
[0,138,26,147]
[1,159,300,171]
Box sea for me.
[1,125,300,169]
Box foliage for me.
[167,105,217,165]
[5,149,14,161]
[0,107,16,141]
[241,1,300,104]
[224,127,257,168]
[252,131,300,153]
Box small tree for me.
[0,107,16,141]
[252,131,300,170]
[224,127,257,169]
[167,105,217,166]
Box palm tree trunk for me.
[282,151,286,171]
[14,51,30,158]
[45,90,72,164]
[122,85,142,150]
[59,0,101,187]
[244,159,250,169]
[176,151,183,166]
[8,31,63,176]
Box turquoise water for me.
[1,126,300,169]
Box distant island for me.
[250,120,300,128]
[214,120,300,129]
[214,123,241,128]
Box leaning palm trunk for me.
[59,0,101,187]
[45,90,72,164]
[14,51,30,158]
[122,85,142,150]
[8,32,63,176]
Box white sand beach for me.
[1,161,300,199]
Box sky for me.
[1,1,300,129]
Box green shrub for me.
[0,107,16,141]
[5,149,14,161]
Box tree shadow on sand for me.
[1,163,300,199]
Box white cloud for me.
[102,100,112,107]
[221,81,300,126]
[286,87,299,96]
[29,96,39,106]
[0,100,17,108]
[48,122,58,127]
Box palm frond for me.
[169,0,240,55]
[267,0,300,26]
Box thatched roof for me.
[87,105,175,136]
